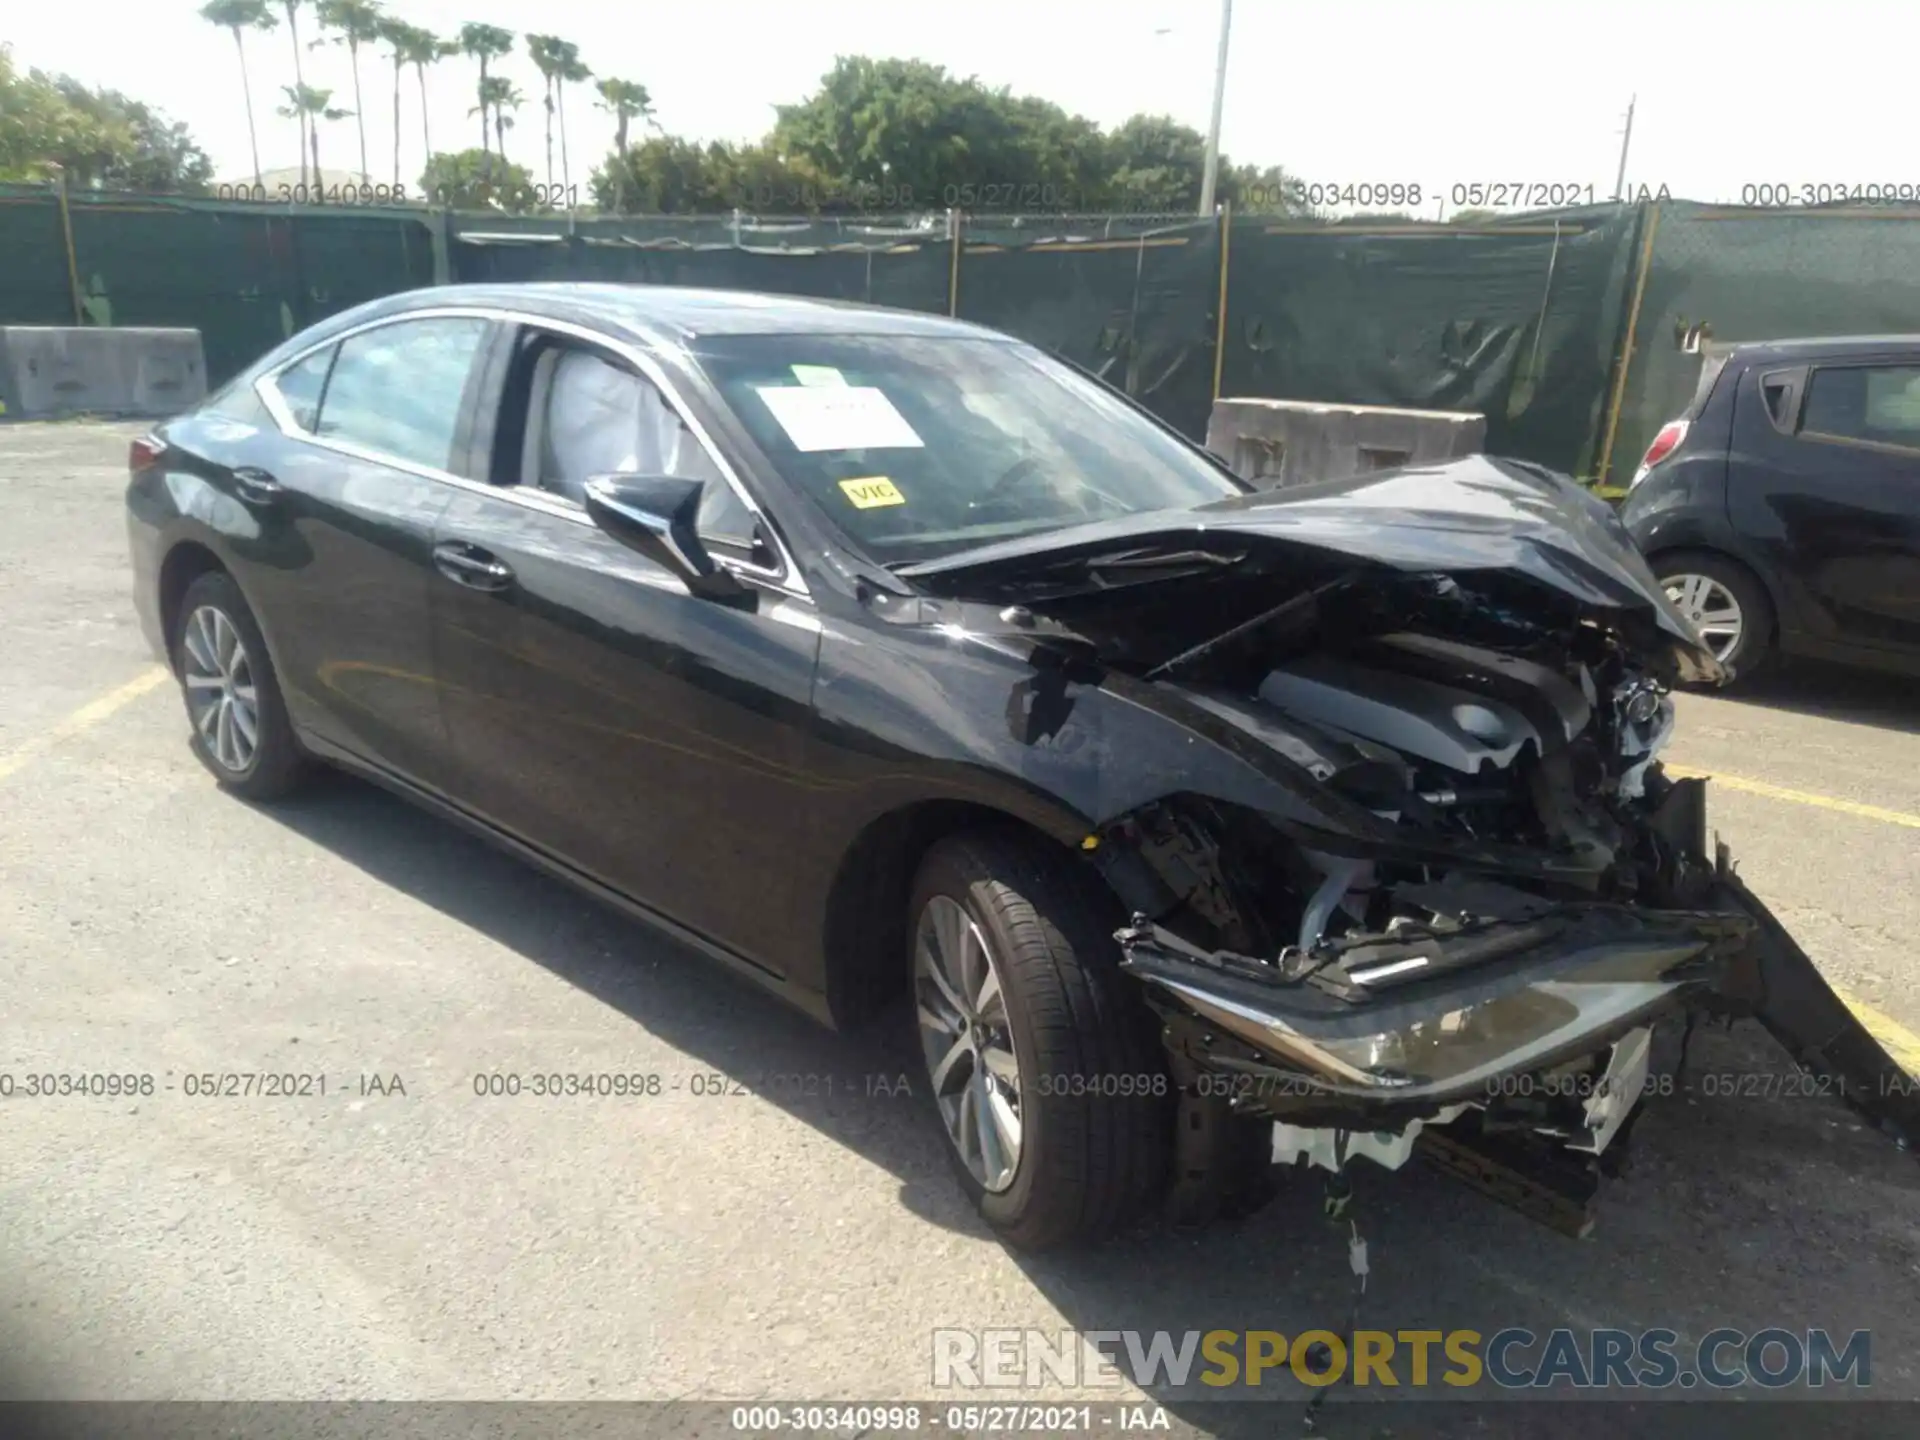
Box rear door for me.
[424,321,823,977]
[1727,354,1920,657]
[246,311,496,789]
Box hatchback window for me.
[1801,365,1920,453]
[314,317,490,472]
[693,334,1245,566]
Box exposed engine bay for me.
[899,461,1920,1237]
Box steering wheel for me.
[971,454,1050,513]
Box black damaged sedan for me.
[126,285,1917,1249]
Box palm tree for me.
[552,43,590,199]
[476,77,524,165]
[280,0,313,189]
[526,35,560,190]
[199,0,278,190]
[594,78,654,212]
[276,83,351,193]
[314,0,384,185]
[457,23,514,160]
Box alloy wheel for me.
[914,894,1024,1192]
[180,604,260,774]
[1663,572,1744,663]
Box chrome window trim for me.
[251,304,811,600]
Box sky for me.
[8,0,1917,212]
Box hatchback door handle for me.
[433,540,514,592]
[233,467,283,505]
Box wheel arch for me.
[157,540,230,670]
[819,798,1099,1030]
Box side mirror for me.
[582,475,750,602]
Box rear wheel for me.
[908,830,1172,1250]
[1653,550,1774,682]
[171,570,308,800]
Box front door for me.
[426,327,823,976]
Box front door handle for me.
[433,540,514,592]
[232,467,283,505]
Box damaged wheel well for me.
[822,800,1103,1028]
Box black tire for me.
[171,570,309,801]
[908,830,1173,1250]
[1651,549,1776,683]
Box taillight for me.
[1629,419,1689,489]
[128,435,167,473]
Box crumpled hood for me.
[899,454,1727,684]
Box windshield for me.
[691,333,1245,565]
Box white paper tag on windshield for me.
[755,385,925,452]
[790,364,848,387]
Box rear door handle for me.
[232,467,283,505]
[433,540,514,592]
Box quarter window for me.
[311,317,490,472]
[270,346,334,431]
[1801,365,1920,454]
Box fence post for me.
[52,169,86,325]
[1595,201,1662,486]
[947,207,963,317]
[1211,199,1232,402]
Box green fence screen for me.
[11,184,1920,488]
[1222,204,1643,477]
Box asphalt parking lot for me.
[2,421,1917,1432]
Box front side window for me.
[312,317,490,472]
[691,333,1244,566]
[525,344,757,547]
[1801,364,1920,454]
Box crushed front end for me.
[1092,606,1919,1236]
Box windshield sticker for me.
[755,385,925,452]
[837,476,906,509]
[789,364,848,388]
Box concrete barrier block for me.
[0,327,207,421]
[1206,398,1487,489]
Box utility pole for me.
[1198,0,1234,216]
[1611,94,1637,202]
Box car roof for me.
[360,283,1010,344]
[1723,335,1920,364]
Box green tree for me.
[420,146,534,211]
[276,82,349,189]
[376,17,429,188]
[474,75,522,164]
[551,42,590,199]
[198,0,277,190]
[0,49,214,193]
[590,135,739,213]
[457,22,514,159]
[526,34,562,189]
[1095,114,1208,211]
[314,0,384,184]
[593,77,654,211]
[769,57,1106,210]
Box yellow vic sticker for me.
[838,476,906,509]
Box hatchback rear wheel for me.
[1654,551,1774,681]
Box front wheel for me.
[171,570,309,801]
[908,831,1172,1250]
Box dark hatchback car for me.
[1620,335,1920,681]
[127,286,1916,1249]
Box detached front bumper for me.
[1119,903,1749,1118]
[1117,857,1920,1150]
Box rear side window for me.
[1801,365,1920,454]
[313,317,490,472]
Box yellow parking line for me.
[1666,765,1920,831]
[1845,998,1920,1075]
[0,664,170,785]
